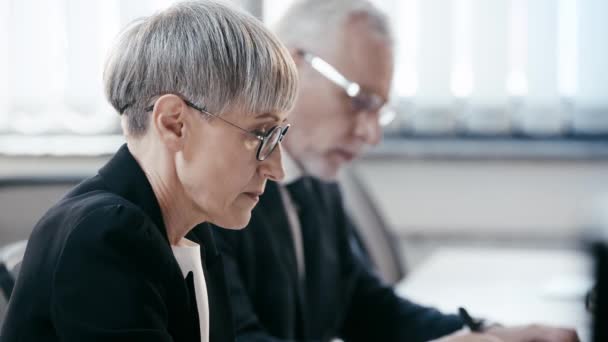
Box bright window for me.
[0,0,606,156]
[0,0,251,137]
[265,0,608,136]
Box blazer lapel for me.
[258,181,311,338]
[296,179,328,337]
[258,182,301,287]
[187,223,235,342]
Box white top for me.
[171,238,209,342]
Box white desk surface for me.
[395,247,593,342]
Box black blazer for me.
[213,179,464,342]
[0,144,234,342]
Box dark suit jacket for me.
[0,144,234,342]
[213,179,464,342]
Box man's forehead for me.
[336,29,394,95]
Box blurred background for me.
[2,0,607,262]
[0,0,607,338]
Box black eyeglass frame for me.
[144,95,289,161]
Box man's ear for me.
[151,94,187,151]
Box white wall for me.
[2,154,608,244]
[355,158,608,239]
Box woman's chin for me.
[211,211,252,230]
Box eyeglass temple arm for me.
[213,113,264,141]
[297,50,361,97]
[183,100,264,141]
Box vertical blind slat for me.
[418,0,452,107]
[0,0,605,137]
[578,0,608,108]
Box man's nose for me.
[353,111,382,145]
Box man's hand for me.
[485,324,579,342]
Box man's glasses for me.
[296,50,396,126]
[145,97,289,161]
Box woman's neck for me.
[129,142,206,245]
[150,172,199,245]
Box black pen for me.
[458,307,484,332]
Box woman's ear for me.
[152,94,187,151]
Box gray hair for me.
[273,0,393,55]
[104,0,298,136]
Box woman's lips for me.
[243,192,262,203]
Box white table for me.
[395,247,593,342]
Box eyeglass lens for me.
[258,126,285,160]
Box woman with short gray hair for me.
[0,1,297,341]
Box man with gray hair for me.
[213,0,580,341]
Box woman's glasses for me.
[145,97,289,161]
